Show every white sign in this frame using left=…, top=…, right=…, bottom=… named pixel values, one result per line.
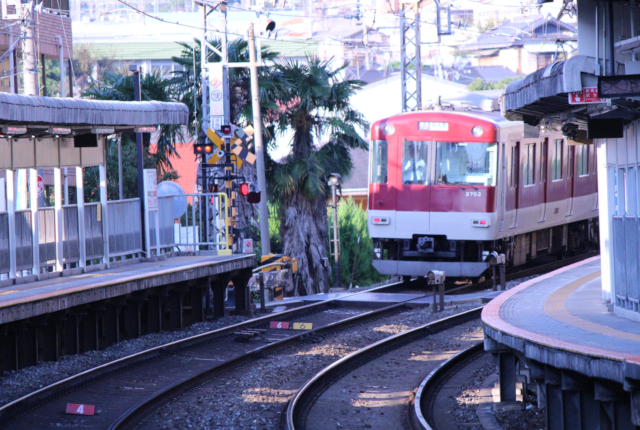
left=145, top=170, right=158, bottom=210
left=418, top=121, right=449, bottom=131
left=208, top=63, right=226, bottom=130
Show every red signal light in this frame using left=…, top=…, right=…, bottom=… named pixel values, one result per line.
left=239, top=183, right=250, bottom=196
left=194, top=144, right=203, bottom=154
left=221, top=125, right=232, bottom=135
left=204, top=145, right=212, bottom=153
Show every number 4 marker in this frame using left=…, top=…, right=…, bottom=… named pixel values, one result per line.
left=66, top=403, right=96, bottom=415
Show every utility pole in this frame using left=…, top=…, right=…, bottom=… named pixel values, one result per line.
left=130, top=65, right=146, bottom=248
left=22, top=1, right=39, bottom=96
left=248, top=23, right=270, bottom=256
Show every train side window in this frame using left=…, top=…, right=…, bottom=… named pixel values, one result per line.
left=370, top=140, right=388, bottom=184
left=510, top=145, right=518, bottom=188
left=578, top=145, right=589, bottom=177
left=552, top=139, right=563, bottom=181
left=524, top=143, right=535, bottom=186
left=402, top=140, right=428, bottom=185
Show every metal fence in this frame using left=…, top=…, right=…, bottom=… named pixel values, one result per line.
left=170, top=193, right=229, bottom=251
left=63, top=205, right=80, bottom=264
left=108, top=198, right=143, bottom=257
left=84, top=203, right=103, bottom=260
left=38, top=208, right=56, bottom=267
left=15, top=209, right=33, bottom=271
left=150, top=196, right=176, bottom=249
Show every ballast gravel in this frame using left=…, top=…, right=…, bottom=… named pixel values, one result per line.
left=0, top=315, right=249, bottom=407
left=143, top=304, right=480, bottom=430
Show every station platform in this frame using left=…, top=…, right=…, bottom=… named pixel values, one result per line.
left=0, top=254, right=255, bottom=372
left=267, top=288, right=502, bottom=309
left=0, top=254, right=255, bottom=325
left=482, top=256, right=640, bottom=428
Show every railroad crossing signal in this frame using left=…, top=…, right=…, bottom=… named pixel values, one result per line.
left=205, top=126, right=256, bottom=168
left=194, top=143, right=213, bottom=155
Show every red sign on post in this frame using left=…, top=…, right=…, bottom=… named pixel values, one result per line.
left=66, top=403, right=96, bottom=415
left=270, top=321, right=290, bottom=329
left=568, top=87, right=607, bottom=104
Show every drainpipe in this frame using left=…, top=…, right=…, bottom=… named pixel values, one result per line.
left=608, top=0, right=615, bottom=75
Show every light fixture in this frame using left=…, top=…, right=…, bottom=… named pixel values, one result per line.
left=472, top=126, right=484, bottom=137
left=327, top=173, right=341, bottom=186
left=2, top=126, right=27, bottom=134
left=91, top=128, right=115, bottom=134
left=383, top=124, right=395, bottom=136
left=48, top=127, right=71, bottom=135
left=134, top=126, right=157, bottom=133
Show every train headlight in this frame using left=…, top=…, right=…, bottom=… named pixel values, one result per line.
left=472, top=126, right=484, bottom=137
left=383, top=124, right=395, bottom=136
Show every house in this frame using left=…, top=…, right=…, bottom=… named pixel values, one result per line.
left=461, top=14, right=577, bottom=75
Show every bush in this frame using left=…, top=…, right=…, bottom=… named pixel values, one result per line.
left=329, top=197, right=386, bottom=288
left=467, top=76, right=519, bottom=92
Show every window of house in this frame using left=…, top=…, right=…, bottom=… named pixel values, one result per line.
left=524, top=143, right=535, bottom=186
left=552, top=139, right=563, bottom=181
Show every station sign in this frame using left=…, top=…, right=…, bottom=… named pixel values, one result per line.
left=598, top=74, right=640, bottom=98
left=568, top=87, right=607, bottom=105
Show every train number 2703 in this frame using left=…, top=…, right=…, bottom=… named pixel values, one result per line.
left=465, top=191, right=482, bottom=197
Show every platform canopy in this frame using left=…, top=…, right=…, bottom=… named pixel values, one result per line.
left=502, top=55, right=640, bottom=128
left=0, top=93, right=189, bottom=131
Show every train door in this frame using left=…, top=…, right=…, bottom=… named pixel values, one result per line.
left=499, top=142, right=507, bottom=231
left=396, top=139, right=431, bottom=233
left=506, top=141, right=520, bottom=228
left=567, top=144, right=575, bottom=216
left=539, top=138, right=548, bottom=221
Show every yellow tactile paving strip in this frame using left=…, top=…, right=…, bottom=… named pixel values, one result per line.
left=543, top=270, right=640, bottom=343
left=482, top=256, right=639, bottom=361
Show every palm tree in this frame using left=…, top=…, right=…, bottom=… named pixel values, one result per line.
left=269, top=58, right=369, bottom=295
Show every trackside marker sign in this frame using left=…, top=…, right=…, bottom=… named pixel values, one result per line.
left=270, top=321, right=290, bottom=329
left=66, top=403, right=95, bottom=415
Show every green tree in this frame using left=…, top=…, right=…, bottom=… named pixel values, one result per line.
left=269, top=58, right=368, bottom=295
left=331, top=197, right=385, bottom=288
left=467, top=76, right=519, bottom=91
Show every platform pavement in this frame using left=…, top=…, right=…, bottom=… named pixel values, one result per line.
left=0, top=254, right=255, bottom=325
left=483, top=256, right=640, bottom=385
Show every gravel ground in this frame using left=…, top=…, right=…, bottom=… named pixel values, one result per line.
left=451, top=356, right=497, bottom=430
left=0, top=315, right=249, bottom=407
left=495, top=392, right=545, bottom=430
left=142, top=304, right=480, bottom=430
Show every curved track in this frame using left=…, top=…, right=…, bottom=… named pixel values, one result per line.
left=285, top=307, right=483, bottom=430
left=0, top=279, right=428, bottom=429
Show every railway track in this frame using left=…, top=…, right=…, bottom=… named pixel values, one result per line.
left=284, top=307, right=483, bottom=430
left=0, top=252, right=595, bottom=429
left=0, top=278, right=431, bottom=429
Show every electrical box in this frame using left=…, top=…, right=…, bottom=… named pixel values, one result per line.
left=242, top=238, right=254, bottom=254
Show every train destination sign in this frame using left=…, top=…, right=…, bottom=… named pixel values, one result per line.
left=418, top=121, right=448, bottom=131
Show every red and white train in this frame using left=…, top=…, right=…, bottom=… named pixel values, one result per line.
left=367, top=93, right=599, bottom=280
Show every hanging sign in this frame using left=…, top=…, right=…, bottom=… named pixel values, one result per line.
left=568, top=87, right=607, bottom=105
left=145, top=170, right=158, bottom=210
left=208, top=63, right=226, bottom=131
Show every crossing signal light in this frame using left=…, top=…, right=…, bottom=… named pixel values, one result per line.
left=239, top=183, right=250, bottom=196
left=221, top=125, right=232, bottom=135
left=194, top=143, right=213, bottom=155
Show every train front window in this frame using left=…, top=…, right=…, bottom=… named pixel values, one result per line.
left=435, top=142, right=498, bottom=186
left=370, top=140, right=388, bottom=184
left=402, top=140, right=429, bottom=185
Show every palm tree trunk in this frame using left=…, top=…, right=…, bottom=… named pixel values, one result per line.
left=280, top=190, right=329, bottom=295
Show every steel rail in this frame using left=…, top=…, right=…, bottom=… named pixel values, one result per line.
left=284, top=306, right=483, bottom=430
left=0, top=277, right=412, bottom=425
left=413, top=342, right=485, bottom=429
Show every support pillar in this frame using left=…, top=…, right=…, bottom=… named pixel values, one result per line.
left=53, top=167, right=63, bottom=272
left=211, top=277, right=228, bottom=319
left=232, top=273, right=253, bottom=316
left=28, top=169, right=40, bottom=275
left=62, top=314, right=81, bottom=356
left=75, top=166, right=86, bottom=270
left=124, top=300, right=142, bottom=340
left=498, top=352, right=517, bottom=402
left=189, top=281, right=207, bottom=324
left=98, top=164, right=110, bottom=267
left=79, top=309, right=98, bottom=353
left=20, top=325, right=37, bottom=368
left=42, top=319, right=61, bottom=362
left=147, top=296, right=162, bottom=333
left=168, top=291, right=185, bottom=330
left=104, top=304, right=121, bottom=348
left=5, top=170, right=16, bottom=278
left=546, top=366, right=563, bottom=430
